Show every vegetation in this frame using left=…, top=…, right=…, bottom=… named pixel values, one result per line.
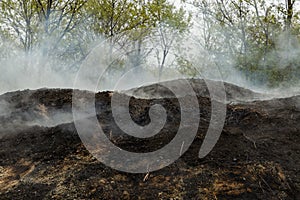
left=0, top=0, right=299, bottom=87
left=190, top=0, right=300, bottom=87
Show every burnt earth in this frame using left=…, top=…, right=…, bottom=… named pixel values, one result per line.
left=0, top=79, right=299, bottom=200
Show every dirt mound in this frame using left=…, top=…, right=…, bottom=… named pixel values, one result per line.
left=125, top=79, right=268, bottom=102
left=0, top=79, right=299, bottom=199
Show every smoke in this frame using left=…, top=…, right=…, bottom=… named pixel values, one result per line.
left=269, top=32, right=300, bottom=70
left=0, top=92, right=75, bottom=138
left=0, top=5, right=299, bottom=133
left=0, top=28, right=299, bottom=94
left=0, top=100, right=12, bottom=117
left=0, top=54, right=74, bottom=94
left=0, top=14, right=299, bottom=96
left=183, top=25, right=300, bottom=97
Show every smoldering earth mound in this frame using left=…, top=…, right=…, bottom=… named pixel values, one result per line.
left=0, top=79, right=299, bottom=199
left=125, top=79, right=269, bottom=102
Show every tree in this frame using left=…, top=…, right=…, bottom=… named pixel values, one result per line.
left=148, top=0, right=191, bottom=80
left=190, top=0, right=300, bottom=86
left=0, top=0, right=37, bottom=53
left=83, top=0, right=191, bottom=79
left=0, top=0, right=87, bottom=55
left=285, top=0, right=296, bottom=31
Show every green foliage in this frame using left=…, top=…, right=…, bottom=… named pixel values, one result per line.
left=1, top=0, right=298, bottom=87
left=176, top=56, right=198, bottom=77
left=0, top=0, right=190, bottom=73
left=193, top=0, right=300, bottom=87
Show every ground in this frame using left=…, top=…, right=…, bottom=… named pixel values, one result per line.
left=0, top=79, right=299, bottom=199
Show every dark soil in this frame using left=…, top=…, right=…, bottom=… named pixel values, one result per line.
left=0, top=79, right=299, bottom=199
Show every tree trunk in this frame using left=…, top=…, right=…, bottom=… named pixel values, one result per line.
left=285, top=0, right=294, bottom=31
